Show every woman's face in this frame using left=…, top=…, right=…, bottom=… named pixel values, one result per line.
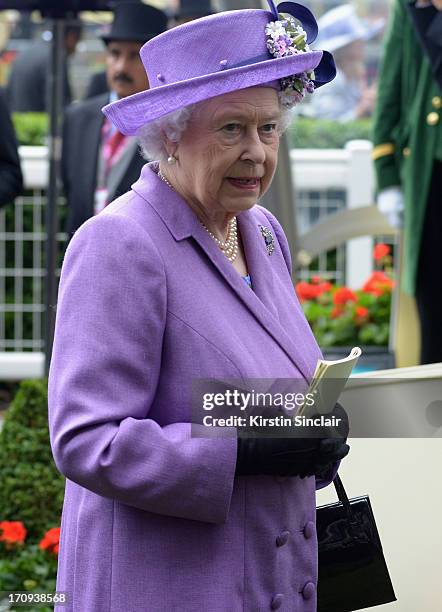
left=171, top=87, right=281, bottom=219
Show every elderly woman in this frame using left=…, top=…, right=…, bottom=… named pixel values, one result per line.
left=48, top=2, right=349, bottom=611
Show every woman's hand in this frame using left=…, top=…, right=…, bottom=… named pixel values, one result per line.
left=235, top=402, right=350, bottom=477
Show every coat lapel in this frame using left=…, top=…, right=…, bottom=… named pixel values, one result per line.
left=131, top=163, right=313, bottom=382
left=237, top=210, right=315, bottom=382
left=237, top=211, right=278, bottom=317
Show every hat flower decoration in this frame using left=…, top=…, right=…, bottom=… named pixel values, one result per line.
left=102, top=0, right=335, bottom=136
left=265, top=1, right=318, bottom=106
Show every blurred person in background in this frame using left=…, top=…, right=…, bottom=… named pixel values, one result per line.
left=306, top=4, right=383, bottom=121
left=6, top=20, right=82, bottom=112
left=373, top=0, right=442, bottom=364
left=0, top=22, right=23, bottom=206
left=0, top=90, right=22, bottom=206
left=169, top=0, right=214, bottom=27
left=62, top=1, right=167, bottom=238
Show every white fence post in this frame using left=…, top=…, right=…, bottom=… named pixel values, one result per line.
left=345, top=140, right=374, bottom=289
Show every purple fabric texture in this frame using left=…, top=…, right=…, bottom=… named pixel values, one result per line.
left=102, top=3, right=336, bottom=135
left=48, top=162, right=338, bottom=611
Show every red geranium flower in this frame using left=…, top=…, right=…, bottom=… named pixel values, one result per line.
left=355, top=306, right=369, bottom=318
left=0, top=521, right=27, bottom=548
left=363, top=271, right=394, bottom=296
left=333, top=287, right=357, bottom=305
left=355, top=306, right=370, bottom=325
left=296, top=280, right=333, bottom=302
left=317, top=281, right=333, bottom=294
left=39, top=527, right=60, bottom=555
left=295, top=282, right=320, bottom=301
left=373, top=243, right=391, bottom=261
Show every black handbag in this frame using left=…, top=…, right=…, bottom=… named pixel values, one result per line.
left=316, top=474, right=397, bottom=612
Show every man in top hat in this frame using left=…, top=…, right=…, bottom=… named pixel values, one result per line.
left=170, top=0, right=214, bottom=27
left=373, top=0, right=442, bottom=364
left=306, top=4, right=383, bottom=120
left=62, top=1, right=167, bottom=238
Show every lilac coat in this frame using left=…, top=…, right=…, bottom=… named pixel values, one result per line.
left=48, top=162, right=337, bottom=612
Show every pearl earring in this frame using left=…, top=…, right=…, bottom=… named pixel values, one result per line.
left=167, top=155, right=177, bottom=165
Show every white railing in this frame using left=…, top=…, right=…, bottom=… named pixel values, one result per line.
left=292, top=139, right=376, bottom=288
left=1, top=141, right=381, bottom=379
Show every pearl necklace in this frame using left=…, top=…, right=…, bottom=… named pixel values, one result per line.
left=202, top=217, right=238, bottom=262
left=158, top=170, right=239, bottom=262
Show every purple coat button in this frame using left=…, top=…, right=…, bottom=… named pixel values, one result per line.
left=275, top=530, right=290, bottom=547
left=302, top=581, right=316, bottom=600
left=270, top=593, right=284, bottom=610
left=303, top=521, right=315, bottom=539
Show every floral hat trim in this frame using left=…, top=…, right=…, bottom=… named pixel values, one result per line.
left=265, top=0, right=321, bottom=107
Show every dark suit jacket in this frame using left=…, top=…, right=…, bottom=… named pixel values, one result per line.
left=0, top=88, right=23, bottom=207
left=61, top=93, right=146, bottom=237
left=7, top=41, right=71, bottom=113
left=84, top=71, right=109, bottom=100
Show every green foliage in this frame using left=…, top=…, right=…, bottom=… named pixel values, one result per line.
left=12, top=114, right=48, bottom=147
left=0, top=543, right=57, bottom=611
left=313, top=310, right=359, bottom=348
left=297, top=277, right=393, bottom=348
left=289, top=117, right=372, bottom=149
left=0, top=380, right=65, bottom=543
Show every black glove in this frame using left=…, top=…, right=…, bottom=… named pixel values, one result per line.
left=311, top=402, right=350, bottom=478
left=235, top=402, right=350, bottom=478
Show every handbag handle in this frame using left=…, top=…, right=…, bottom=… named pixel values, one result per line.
left=332, top=474, right=356, bottom=523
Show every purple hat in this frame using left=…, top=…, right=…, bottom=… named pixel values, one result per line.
left=103, top=0, right=336, bottom=136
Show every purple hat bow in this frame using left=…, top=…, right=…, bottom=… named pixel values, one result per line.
left=267, top=0, right=318, bottom=43
left=266, top=0, right=335, bottom=89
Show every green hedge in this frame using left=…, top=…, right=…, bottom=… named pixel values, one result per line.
left=0, top=543, right=57, bottom=611
left=0, top=380, right=63, bottom=607
left=0, top=379, right=65, bottom=543
left=289, top=117, right=372, bottom=149
left=12, top=113, right=48, bottom=147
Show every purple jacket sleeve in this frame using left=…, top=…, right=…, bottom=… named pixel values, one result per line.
left=48, top=213, right=237, bottom=524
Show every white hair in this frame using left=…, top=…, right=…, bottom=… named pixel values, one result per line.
left=137, top=96, right=296, bottom=161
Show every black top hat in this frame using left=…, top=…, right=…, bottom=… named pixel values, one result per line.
left=174, top=0, right=213, bottom=20
left=102, top=2, right=168, bottom=44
